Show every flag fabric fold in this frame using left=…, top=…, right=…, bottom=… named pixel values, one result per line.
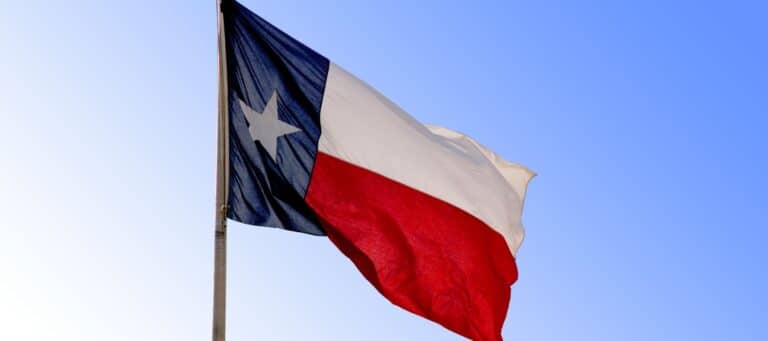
left=221, top=1, right=535, bottom=339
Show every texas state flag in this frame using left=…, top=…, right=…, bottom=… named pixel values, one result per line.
left=220, top=1, right=535, bottom=340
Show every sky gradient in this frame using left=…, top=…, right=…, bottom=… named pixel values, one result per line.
left=1, top=0, right=766, bottom=340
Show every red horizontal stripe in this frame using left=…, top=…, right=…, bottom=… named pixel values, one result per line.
left=306, top=152, right=518, bottom=341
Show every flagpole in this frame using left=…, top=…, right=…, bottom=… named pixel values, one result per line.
left=213, top=0, right=229, bottom=340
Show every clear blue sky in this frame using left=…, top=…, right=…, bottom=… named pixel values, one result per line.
left=1, top=1, right=766, bottom=340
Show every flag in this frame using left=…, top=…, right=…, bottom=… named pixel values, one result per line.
left=220, top=1, right=535, bottom=339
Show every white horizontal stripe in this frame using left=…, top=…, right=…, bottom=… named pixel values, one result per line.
left=317, top=63, right=535, bottom=256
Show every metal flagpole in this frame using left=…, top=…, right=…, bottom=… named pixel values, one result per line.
left=213, top=0, right=230, bottom=340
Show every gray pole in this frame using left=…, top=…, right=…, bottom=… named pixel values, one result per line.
left=213, top=0, right=229, bottom=340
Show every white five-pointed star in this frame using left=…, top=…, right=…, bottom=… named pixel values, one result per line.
left=238, top=91, right=301, bottom=161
